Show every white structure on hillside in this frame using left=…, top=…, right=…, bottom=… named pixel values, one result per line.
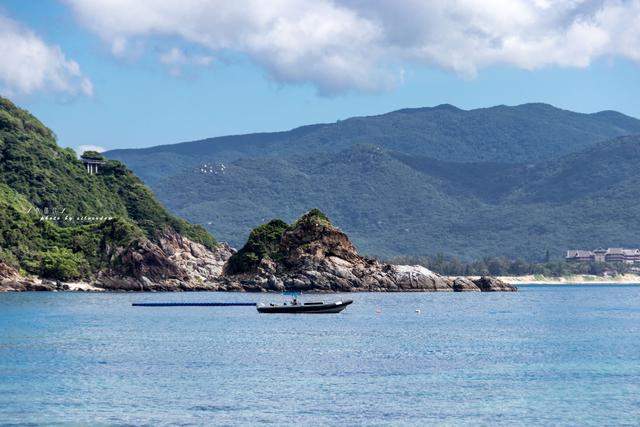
left=80, top=154, right=105, bottom=175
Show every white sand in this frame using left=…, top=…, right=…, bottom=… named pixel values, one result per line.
left=495, top=274, right=640, bottom=285
left=60, top=281, right=104, bottom=291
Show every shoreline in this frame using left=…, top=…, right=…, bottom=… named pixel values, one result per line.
left=5, top=274, right=640, bottom=293
left=492, top=274, right=640, bottom=285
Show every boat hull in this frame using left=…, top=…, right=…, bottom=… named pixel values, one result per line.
left=257, top=300, right=353, bottom=314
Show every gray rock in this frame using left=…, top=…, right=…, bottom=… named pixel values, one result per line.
left=453, top=277, right=481, bottom=292
left=473, top=276, right=517, bottom=292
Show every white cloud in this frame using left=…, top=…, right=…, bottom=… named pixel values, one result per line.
left=76, top=144, right=106, bottom=156
left=64, top=0, right=387, bottom=94
left=159, top=47, right=186, bottom=66
left=0, top=14, right=93, bottom=97
left=64, top=0, right=640, bottom=95
left=159, top=47, right=213, bottom=76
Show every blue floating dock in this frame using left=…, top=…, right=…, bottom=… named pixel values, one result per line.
left=132, top=302, right=257, bottom=307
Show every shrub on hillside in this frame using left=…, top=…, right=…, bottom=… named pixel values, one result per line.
left=40, top=248, right=90, bottom=281
left=225, top=219, right=289, bottom=274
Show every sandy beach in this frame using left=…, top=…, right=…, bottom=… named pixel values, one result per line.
left=490, top=274, right=640, bottom=285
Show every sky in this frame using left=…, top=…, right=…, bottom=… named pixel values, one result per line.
left=0, top=0, right=639, bottom=152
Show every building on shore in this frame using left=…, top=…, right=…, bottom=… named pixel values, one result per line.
left=566, top=248, right=640, bottom=263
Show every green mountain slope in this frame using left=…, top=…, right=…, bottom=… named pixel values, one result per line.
left=106, top=103, right=640, bottom=260
left=0, top=97, right=215, bottom=281
left=151, top=136, right=640, bottom=260
left=107, top=103, right=640, bottom=186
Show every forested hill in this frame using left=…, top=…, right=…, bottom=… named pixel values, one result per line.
left=107, top=103, right=640, bottom=185
left=105, top=104, right=640, bottom=260
left=0, top=96, right=215, bottom=281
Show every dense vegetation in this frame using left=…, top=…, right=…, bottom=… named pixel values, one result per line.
left=387, top=254, right=636, bottom=277
left=141, top=137, right=640, bottom=260
left=106, top=103, right=640, bottom=260
left=108, top=103, right=640, bottom=186
left=0, top=96, right=216, bottom=280
left=225, top=219, right=289, bottom=274
left=225, top=209, right=329, bottom=274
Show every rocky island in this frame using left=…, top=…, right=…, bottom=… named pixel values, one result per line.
left=216, top=209, right=515, bottom=292
left=0, top=97, right=514, bottom=293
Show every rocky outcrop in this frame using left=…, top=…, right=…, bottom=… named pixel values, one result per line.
left=0, top=262, right=71, bottom=291
left=452, top=277, right=481, bottom=292
left=1, top=211, right=515, bottom=293
left=94, top=230, right=235, bottom=291
left=472, top=276, right=516, bottom=292
left=0, top=262, right=32, bottom=291
left=215, top=210, right=516, bottom=292
left=1, top=230, right=235, bottom=292
left=391, top=265, right=453, bottom=291
left=0, top=262, right=17, bottom=281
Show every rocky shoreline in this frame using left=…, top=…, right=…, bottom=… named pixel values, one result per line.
left=1, top=210, right=516, bottom=293
left=0, top=266, right=513, bottom=293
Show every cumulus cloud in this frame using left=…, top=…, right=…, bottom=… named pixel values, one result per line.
left=0, top=14, right=93, bottom=97
left=64, top=0, right=389, bottom=94
left=64, top=0, right=640, bottom=94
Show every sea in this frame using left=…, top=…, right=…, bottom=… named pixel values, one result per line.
left=1, top=285, right=639, bottom=426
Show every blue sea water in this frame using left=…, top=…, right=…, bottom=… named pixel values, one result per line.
left=1, top=286, right=639, bottom=426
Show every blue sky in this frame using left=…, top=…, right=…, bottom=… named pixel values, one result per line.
left=1, top=0, right=639, bottom=152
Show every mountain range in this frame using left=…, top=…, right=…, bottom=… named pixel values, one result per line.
left=106, top=103, right=640, bottom=260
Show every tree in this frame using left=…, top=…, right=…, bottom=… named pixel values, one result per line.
left=41, top=247, right=89, bottom=281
